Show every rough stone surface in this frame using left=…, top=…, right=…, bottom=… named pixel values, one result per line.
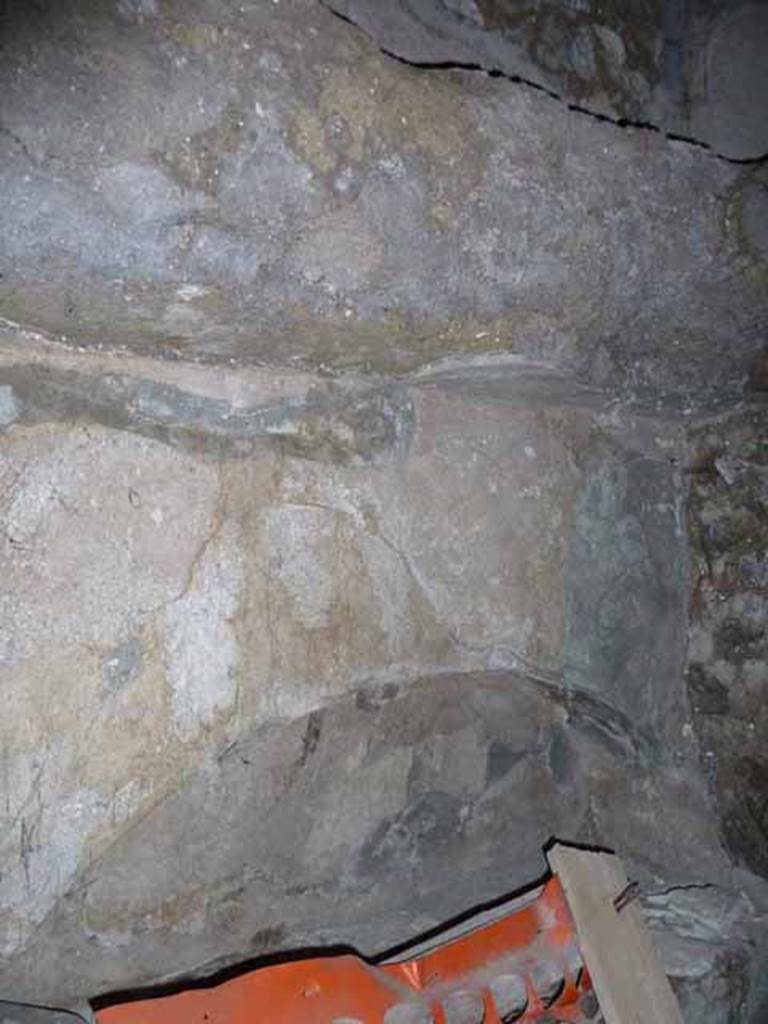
left=0, top=0, right=767, bottom=411
left=0, top=385, right=21, bottom=427
left=666, top=403, right=768, bottom=1024
left=688, top=3, right=768, bottom=159
left=0, top=332, right=744, bottom=1009
left=681, top=404, right=768, bottom=1024
left=328, top=0, right=768, bottom=159
left=0, top=2, right=767, bottom=1021
left=0, top=1005, right=84, bottom=1024
left=646, top=883, right=765, bottom=1023
left=685, top=407, right=768, bottom=884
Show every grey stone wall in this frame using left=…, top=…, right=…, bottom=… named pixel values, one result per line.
left=680, top=405, right=768, bottom=1023
left=0, top=1, right=767, bottom=1020
left=0, top=332, right=763, bottom=1018
left=1, top=0, right=766, bottom=409
left=327, top=0, right=768, bottom=159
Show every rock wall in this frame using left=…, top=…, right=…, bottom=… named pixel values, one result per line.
left=680, top=404, right=768, bottom=1023
left=1, top=0, right=767, bottom=410
left=0, top=332, right=736, bottom=1006
left=0, top=0, right=767, bottom=1020
left=326, top=0, right=768, bottom=159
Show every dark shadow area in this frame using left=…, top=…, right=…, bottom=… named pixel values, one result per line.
left=542, top=836, right=615, bottom=857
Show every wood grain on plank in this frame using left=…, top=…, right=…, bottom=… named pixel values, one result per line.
left=548, top=843, right=683, bottom=1024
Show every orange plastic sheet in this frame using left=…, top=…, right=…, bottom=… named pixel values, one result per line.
left=97, top=877, right=593, bottom=1024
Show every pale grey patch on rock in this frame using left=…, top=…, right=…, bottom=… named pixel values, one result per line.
left=441, top=0, right=483, bottom=26
left=164, top=521, right=242, bottom=739
left=0, top=773, right=103, bottom=957
left=0, top=1004, right=83, bottom=1024
left=103, top=638, right=143, bottom=693
left=117, top=0, right=158, bottom=21
left=262, top=505, right=337, bottom=630
left=594, top=25, right=626, bottom=68
left=0, top=385, right=20, bottom=427
left=644, top=884, right=750, bottom=948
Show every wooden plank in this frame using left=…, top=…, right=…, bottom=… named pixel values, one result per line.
left=548, top=843, right=683, bottom=1024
